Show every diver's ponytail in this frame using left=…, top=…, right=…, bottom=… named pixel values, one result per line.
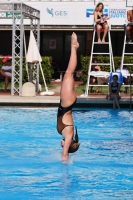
left=75, top=126, right=79, bottom=143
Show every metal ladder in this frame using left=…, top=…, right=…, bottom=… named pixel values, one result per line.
left=125, top=2, right=133, bottom=112
left=84, top=26, right=114, bottom=96
left=121, top=8, right=133, bottom=95
left=121, top=28, right=133, bottom=70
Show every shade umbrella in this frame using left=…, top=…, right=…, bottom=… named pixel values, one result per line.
left=26, top=30, right=54, bottom=95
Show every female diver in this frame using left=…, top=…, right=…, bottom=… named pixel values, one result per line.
left=57, top=32, right=80, bottom=161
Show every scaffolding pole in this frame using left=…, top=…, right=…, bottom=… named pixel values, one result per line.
left=0, top=2, right=40, bottom=96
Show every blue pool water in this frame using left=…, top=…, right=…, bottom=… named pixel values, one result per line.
left=0, top=108, right=133, bottom=200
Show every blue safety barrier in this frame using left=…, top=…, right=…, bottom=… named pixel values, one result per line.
left=109, top=72, right=123, bottom=84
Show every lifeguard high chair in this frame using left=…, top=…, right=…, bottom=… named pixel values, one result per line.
left=120, top=8, right=133, bottom=95
left=125, top=1, right=133, bottom=111
left=121, top=8, right=133, bottom=70
left=83, top=6, right=114, bottom=96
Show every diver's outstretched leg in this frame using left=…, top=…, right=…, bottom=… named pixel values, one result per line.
left=60, top=32, right=79, bottom=107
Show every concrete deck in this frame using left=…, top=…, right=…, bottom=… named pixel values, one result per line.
left=0, top=94, right=132, bottom=108
left=0, top=81, right=132, bottom=108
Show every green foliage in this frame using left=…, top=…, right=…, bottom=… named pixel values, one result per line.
left=39, top=56, right=54, bottom=84
left=80, top=56, right=133, bottom=84
left=22, top=59, right=28, bottom=84
left=80, top=55, right=90, bottom=84
left=75, top=83, right=86, bottom=94
left=0, top=58, right=3, bottom=67
left=0, top=56, right=54, bottom=84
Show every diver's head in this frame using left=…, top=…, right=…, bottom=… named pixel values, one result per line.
left=61, top=127, right=80, bottom=153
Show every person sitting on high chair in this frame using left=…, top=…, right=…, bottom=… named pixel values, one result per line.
left=94, top=2, right=111, bottom=43
left=0, top=58, right=12, bottom=92
left=126, top=6, right=133, bottom=43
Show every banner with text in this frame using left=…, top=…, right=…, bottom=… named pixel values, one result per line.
left=0, top=2, right=131, bottom=25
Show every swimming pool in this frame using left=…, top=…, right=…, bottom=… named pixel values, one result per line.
left=0, top=108, right=133, bottom=200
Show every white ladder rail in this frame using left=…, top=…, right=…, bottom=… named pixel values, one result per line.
left=108, top=29, right=115, bottom=72
left=121, top=8, right=133, bottom=70
left=121, top=33, right=133, bottom=69
left=84, top=29, right=114, bottom=96
left=85, top=29, right=96, bottom=96
left=108, top=29, right=112, bottom=72
left=121, top=32, right=127, bottom=70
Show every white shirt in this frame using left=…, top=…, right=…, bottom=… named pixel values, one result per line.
left=116, top=68, right=129, bottom=78
left=2, top=66, right=12, bottom=77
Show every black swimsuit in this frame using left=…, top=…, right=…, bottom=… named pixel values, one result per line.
left=111, top=82, right=118, bottom=93
left=128, top=22, right=133, bottom=27
left=57, top=98, right=77, bottom=135
left=96, top=13, right=106, bottom=27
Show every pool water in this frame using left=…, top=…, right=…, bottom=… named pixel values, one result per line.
left=0, top=108, right=133, bottom=200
